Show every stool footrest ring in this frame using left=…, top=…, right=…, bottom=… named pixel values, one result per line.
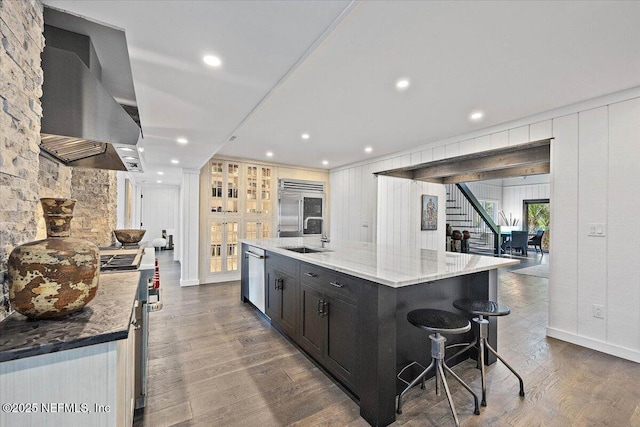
left=397, top=361, right=426, bottom=386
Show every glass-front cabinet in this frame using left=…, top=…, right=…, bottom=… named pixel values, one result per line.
left=210, top=160, right=240, bottom=214
left=245, top=165, right=273, bottom=216
left=209, top=220, right=239, bottom=275
left=245, top=220, right=272, bottom=240
left=203, top=158, right=278, bottom=282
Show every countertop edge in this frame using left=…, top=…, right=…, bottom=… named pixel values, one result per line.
left=242, top=239, right=520, bottom=287
left=0, top=329, right=129, bottom=363
left=0, top=271, right=139, bottom=364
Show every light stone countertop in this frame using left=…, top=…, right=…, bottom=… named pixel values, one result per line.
left=242, top=237, right=519, bottom=288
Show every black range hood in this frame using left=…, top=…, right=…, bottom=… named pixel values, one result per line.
left=40, top=21, right=141, bottom=171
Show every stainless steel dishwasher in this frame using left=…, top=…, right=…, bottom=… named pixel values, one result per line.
left=246, top=247, right=266, bottom=313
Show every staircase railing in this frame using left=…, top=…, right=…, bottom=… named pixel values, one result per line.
left=455, top=183, right=502, bottom=256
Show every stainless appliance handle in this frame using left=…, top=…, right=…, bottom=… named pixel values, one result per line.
left=246, top=251, right=265, bottom=259
left=298, top=199, right=303, bottom=232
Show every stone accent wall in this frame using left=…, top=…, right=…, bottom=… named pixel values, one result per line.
left=70, top=168, right=117, bottom=247
left=36, top=156, right=72, bottom=239
left=0, top=0, right=45, bottom=321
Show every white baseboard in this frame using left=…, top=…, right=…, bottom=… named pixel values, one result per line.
left=546, top=327, right=640, bottom=363
left=201, top=272, right=241, bottom=284
left=179, top=278, right=200, bottom=287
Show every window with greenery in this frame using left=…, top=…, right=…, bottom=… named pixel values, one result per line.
left=525, top=201, right=550, bottom=251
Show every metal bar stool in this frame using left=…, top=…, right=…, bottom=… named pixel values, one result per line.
left=450, top=299, right=525, bottom=407
left=397, top=309, right=480, bottom=427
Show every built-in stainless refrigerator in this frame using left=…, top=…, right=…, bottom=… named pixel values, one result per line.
left=277, top=179, right=325, bottom=237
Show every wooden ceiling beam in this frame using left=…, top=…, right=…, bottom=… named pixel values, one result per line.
left=437, top=163, right=550, bottom=184
left=412, top=144, right=550, bottom=181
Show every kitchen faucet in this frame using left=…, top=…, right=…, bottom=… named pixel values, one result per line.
left=303, top=217, right=323, bottom=228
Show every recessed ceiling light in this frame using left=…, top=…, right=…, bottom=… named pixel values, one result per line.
left=156, top=180, right=162, bottom=184
left=470, top=111, right=484, bottom=121
left=138, top=147, right=144, bottom=152
left=396, top=79, right=410, bottom=90
left=118, top=147, right=135, bottom=152
left=177, top=137, right=188, bottom=144
left=301, top=133, right=310, bottom=140
left=158, top=171, right=164, bottom=175
left=203, top=55, right=222, bottom=67
left=365, top=147, right=373, bottom=153
left=322, top=160, right=329, bottom=166
left=171, top=159, right=179, bottom=164
left=123, top=156, right=138, bottom=160
left=266, top=151, right=274, bottom=157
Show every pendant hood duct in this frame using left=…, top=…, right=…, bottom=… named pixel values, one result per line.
left=40, top=20, right=141, bottom=171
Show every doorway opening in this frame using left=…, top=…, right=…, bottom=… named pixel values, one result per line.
left=523, top=199, right=550, bottom=252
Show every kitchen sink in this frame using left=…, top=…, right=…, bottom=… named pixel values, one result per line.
left=282, top=246, right=328, bottom=254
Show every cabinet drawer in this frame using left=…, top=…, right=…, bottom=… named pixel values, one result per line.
left=265, top=251, right=298, bottom=276
left=300, top=263, right=358, bottom=304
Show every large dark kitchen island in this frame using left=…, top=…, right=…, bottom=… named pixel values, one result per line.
left=240, top=238, right=518, bottom=427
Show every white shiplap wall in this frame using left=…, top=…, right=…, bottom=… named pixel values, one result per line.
left=501, top=183, right=551, bottom=227
left=329, top=87, right=640, bottom=362
left=466, top=182, right=502, bottom=202
left=377, top=176, right=446, bottom=250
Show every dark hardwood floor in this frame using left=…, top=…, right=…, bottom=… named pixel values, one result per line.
left=134, top=250, right=640, bottom=426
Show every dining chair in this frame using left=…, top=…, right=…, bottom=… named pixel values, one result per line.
left=528, top=230, right=544, bottom=254
left=503, top=231, right=529, bottom=256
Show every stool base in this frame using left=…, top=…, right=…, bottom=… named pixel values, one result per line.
left=446, top=316, right=525, bottom=406
left=397, top=333, right=480, bottom=427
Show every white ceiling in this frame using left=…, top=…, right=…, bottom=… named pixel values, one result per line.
left=43, top=1, right=640, bottom=186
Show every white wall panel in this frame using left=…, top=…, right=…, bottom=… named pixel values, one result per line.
left=607, top=98, right=640, bottom=349
left=549, top=114, right=579, bottom=333
left=410, top=151, right=421, bottom=166
left=141, top=186, right=179, bottom=241
left=433, top=145, right=445, bottom=161
left=377, top=176, right=445, bottom=250
left=530, top=119, right=553, bottom=141
left=446, top=142, right=460, bottom=158
left=458, top=138, right=475, bottom=156
left=501, top=183, right=550, bottom=227
left=421, top=148, right=433, bottom=163
left=475, top=135, right=491, bottom=152
left=577, top=107, right=609, bottom=341
left=490, top=130, right=509, bottom=149
left=509, top=125, right=530, bottom=145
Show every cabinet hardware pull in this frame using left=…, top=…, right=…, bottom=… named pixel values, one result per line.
left=329, top=281, right=344, bottom=288
left=317, top=299, right=324, bottom=315
left=275, top=278, right=284, bottom=290
left=322, top=301, right=329, bottom=317
left=305, top=272, right=318, bottom=277
left=246, top=252, right=265, bottom=259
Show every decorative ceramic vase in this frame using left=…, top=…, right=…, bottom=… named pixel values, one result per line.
left=7, top=198, right=100, bottom=319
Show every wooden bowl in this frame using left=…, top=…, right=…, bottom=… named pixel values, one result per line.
left=113, top=229, right=146, bottom=246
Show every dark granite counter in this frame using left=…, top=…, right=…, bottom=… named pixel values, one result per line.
left=0, top=271, right=139, bottom=363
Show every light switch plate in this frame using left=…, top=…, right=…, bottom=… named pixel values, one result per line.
left=588, top=223, right=606, bottom=237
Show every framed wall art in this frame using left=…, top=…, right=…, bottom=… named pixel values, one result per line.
left=421, top=194, right=438, bottom=230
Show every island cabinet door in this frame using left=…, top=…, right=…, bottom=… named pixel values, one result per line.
left=280, top=269, right=299, bottom=338
left=299, top=282, right=325, bottom=361
left=324, top=295, right=358, bottom=393
left=265, top=267, right=297, bottom=337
